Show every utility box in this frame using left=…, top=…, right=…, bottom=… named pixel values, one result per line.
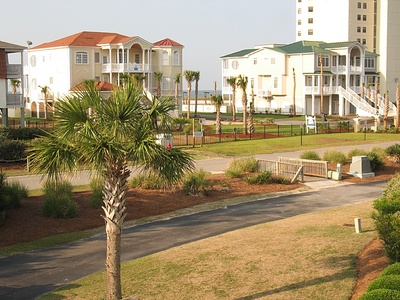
left=156, top=133, right=173, bottom=148
left=348, top=156, right=375, bottom=178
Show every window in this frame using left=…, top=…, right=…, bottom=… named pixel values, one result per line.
left=223, top=59, right=229, bottom=69
left=308, top=6, right=313, bottom=12
left=253, top=58, right=257, bottom=65
left=173, top=50, right=179, bottom=66
left=357, top=26, right=361, bottom=33
left=298, top=19, right=302, bottom=25
left=298, top=8, right=302, bottom=14
left=103, top=56, right=108, bottom=64
left=357, top=38, right=361, bottom=43
left=95, top=52, right=100, bottom=63
left=362, top=39, right=367, bottom=45
left=363, top=15, right=367, bottom=21
left=365, top=57, right=375, bottom=68
left=162, top=76, right=170, bottom=90
left=363, top=3, right=367, bottom=9
left=306, top=76, right=312, bottom=86
left=273, top=77, right=278, bottom=88
left=357, top=2, right=362, bottom=8
left=363, top=27, right=366, bottom=33
left=271, top=58, right=276, bottom=64
left=117, top=49, right=127, bottom=63
left=357, top=14, right=361, bottom=20
left=298, top=31, right=302, bottom=36
left=298, top=0, right=302, bottom=2
left=162, top=50, right=169, bottom=65
left=317, top=55, right=330, bottom=67
left=76, top=52, right=88, bottom=64
left=232, top=60, right=239, bottom=69
left=135, top=54, right=140, bottom=64
left=308, top=18, right=313, bottom=24
left=308, top=29, right=314, bottom=35
left=49, top=77, right=53, bottom=84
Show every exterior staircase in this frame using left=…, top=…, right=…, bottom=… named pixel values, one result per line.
left=338, top=86, right=397, bottom=118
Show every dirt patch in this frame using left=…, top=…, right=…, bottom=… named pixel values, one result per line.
left=1, top=160, right=400, bottom=297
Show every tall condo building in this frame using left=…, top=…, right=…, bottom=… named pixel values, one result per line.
left=296, top=0, right=400, bottom=99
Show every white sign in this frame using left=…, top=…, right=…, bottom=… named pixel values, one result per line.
left=193, top=131, right=203, bottom=137
left=199, top=118, right=206, bottom=125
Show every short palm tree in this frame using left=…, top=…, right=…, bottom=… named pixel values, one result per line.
left=154, top=71, right=163, bottom=98
left=226, top=76, right=237, bottom=121
left=28, top=80, right=194, bottom=300
left=174, top=73, right=181, bottom=114
left=248, top=85, right=255, bottom=134
left=211, top=94, right=224, bottom=134
left=184, top=70, right=195, bottom=118
left=193, top=71, right=200, bottom=116
left=10, top=79, right=21, bottom=94
left=39, top=85, right=51, bottom=120
left=237, top=75, right=249, bottom=134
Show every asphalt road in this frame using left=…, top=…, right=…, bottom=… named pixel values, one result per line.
left=0, top=180, right=387, bottom=300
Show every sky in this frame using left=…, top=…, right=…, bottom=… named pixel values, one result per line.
left=0, top=0, right=295, bottom=90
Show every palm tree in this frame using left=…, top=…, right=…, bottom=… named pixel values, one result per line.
left=248, top=85, right=255, bottom=134
left=28, top=80, right=194, bottom=300
left=132, top=74, right=146, bottom=90
left=10, top=79, right=21, bottom=94
left=384, top=91, right=389, bottom=130
left=237, top=75, right=249, bottom=134
left=193, top=71, right=200, bottom=117
left=211, top=94, right=224, bottom=134
left=39, top=85, right=51, bottom=120
left=292, top=68, right=297, bottom=117
left=119, top=73, right=132, bottom=87
left=154, top=71, right=163, bottom=98
left=174, top=73, right=181, bottom=115
left=226, top=76, right=237, bottom=121
left=183, top=70, right=195, bottom=118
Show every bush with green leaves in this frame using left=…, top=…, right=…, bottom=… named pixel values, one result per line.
left=386, top=144, right=400, bottom=163
left=89, top=178, right=104, bottom=209
left=368, top=151, right=385, bottom=172
left=246, top=171, right=272, bottom=185
left=381, top=262, right=400, bottom=277
left=366, top=275, right=400, bottom=292
left=347, top=148, right=368, bottom=159
left=131, top=173, right=165, bottom=190
left=8, top=127, right=47, bottom=140
left=182, top=170, right=212, bottom=196
left=0, top=126, right=10, bottom=142
left=372, top=175, right=400, bottom=262
left=225, top=156, right=259, bottom=178
left=300, top=150, right=321, bottom=161
left=0, top=140, right=26, bottom=161
left=322, top=150, right=347, bottom=165
left=358, top=288, right=400, bottom=300
left=0, top=172, right=28, bottom=226
left=42, top=180, right=77, bottom=218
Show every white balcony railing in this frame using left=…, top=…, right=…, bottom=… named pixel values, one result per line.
left=331, top=66, right=346, bottom=74
left=6, top=94, right=23, bottom=107
left=350, top=65, right=362, bottom=73
left=102, top=63, right=150, bottom=73
left=305, top=86, right=336, bottom=94
left=258, top=89, right=272, bottom=97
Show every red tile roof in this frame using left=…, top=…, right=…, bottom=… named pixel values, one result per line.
left=70, top=81, right=116, bottom=92
left=153, top=38, right=183, bottom=47
left=32, top=31, right=134, bottom=49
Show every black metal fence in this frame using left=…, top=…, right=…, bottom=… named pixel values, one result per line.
left=172, top=121, right=352, bottom=146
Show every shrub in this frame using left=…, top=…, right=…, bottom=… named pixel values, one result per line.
left=370, top=147, right=386, bottom=159
left=347, top=148, right=368, bottom=159
left=225, top=157, right=259, bottom=178
left=322, top=150, right=347, bottom=165
left=246, top=171, right=272, bottom=185
left=358, top=289, right=400, bottom=300
left=366, top=275, right=400, bottom=292
left=300, top=150, right=321, bottom=161
left=89, top=178, right=103, bottom=208
left=386, top=144, right=400, bottom=163
left=368, top=152, right=385, bottom=172
left=8, top=127, right=47, bottom=140
left=131, top=174, right=164, bottom=190
left=0, top=140, right=26, bottom=161
left=381, top=263, right=400, bottom=276
left=372, top=175, right=400, bottom=262
left=182, top=170, right=211, bottom=196
left=42, top=180, right=77, bottom=218
left=0, top=126, right=10, bottom=141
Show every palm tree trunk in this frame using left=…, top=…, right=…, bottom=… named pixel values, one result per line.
left=102, top=163, right=130, bottom=300
left=186, top=88, right=191, bottom=119
left=216, top=109, right=221, bottom=134
left=242, top=97, right=247, bottom=135
left=232, top=90, right=236, bottom=121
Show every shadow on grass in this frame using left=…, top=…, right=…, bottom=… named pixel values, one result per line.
left=234, top=268, right=353, bottom=300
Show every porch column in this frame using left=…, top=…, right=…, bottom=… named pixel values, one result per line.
left=338, top=93, right=344, bottom=116
left=329, top=95, right=333, bottom=115
left=109, top=48, right=112, bottom=84
left=311, top=94, right=315, bottom=115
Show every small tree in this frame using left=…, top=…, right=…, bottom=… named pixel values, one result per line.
left=211, top=94, right=224, bottom=134
left=154, top=71, right=163, bottom=98
left=184, top=70, right=195, bottom=119
left=237, top=75, right=249, bottom=134
left=193, top=71, right=200, bottom=117
left=227, top=76, right=237, bottom=121
left=39, top=85, right=51, bottom=120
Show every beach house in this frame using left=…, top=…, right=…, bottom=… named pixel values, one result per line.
left=26, top=31, right=184, bottom=118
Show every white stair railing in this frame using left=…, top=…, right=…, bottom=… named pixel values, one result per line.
left=338, top=87, right=377, bottom=116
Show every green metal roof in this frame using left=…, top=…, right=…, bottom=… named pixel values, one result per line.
left=275, top=41, right=336, bottom=55
left=220, top=48, right=258, bottom=58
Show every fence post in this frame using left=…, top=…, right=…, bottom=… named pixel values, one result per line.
left=263, top=124, right=266, bottom=139
left=290, top=124, right=293, bottom=136
left=234, top=128, right=237, bottom=141
left=278, top=125, right=280, bottom=137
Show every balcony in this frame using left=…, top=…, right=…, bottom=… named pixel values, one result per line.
left=6, top=65, right=23, bottom=77
left=6, top=94, right=23, bottom=107
left=258, top=89, right=272, bottom=97
left=331, top=66, right=346, bottom=74
left=305, top=86, right=336, bottom=95
left=102, top=63, right=150, bottom=73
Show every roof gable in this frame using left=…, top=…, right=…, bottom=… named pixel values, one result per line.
left=153, top=38, right=183, bottom=47
left=0, top=41, right=26, bottom=51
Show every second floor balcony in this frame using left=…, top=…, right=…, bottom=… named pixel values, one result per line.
left=6, top=94, right=23, bottom=107
left=102, top=63, right=150, bottom=73
left=6, top=65, right=23, bottom=77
